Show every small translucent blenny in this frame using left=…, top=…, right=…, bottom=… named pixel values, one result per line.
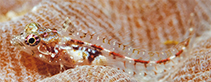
left=11, top=18, right=195, bottom=81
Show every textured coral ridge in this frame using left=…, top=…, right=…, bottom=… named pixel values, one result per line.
left=0, top=0, right=211, bottom=82
left=39, top=65, right=137, bottom=82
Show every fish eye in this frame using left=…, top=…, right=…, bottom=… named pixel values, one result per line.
left=25, top=34, right=40, bottom=46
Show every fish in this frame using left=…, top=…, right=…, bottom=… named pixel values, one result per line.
left=10, top=18, right=195, bottom=81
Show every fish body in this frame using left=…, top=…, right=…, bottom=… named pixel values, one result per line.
left=11, top=19, right=195, bottom=81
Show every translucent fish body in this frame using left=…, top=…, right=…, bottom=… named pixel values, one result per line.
left=11, top=19, right=195, bottom=81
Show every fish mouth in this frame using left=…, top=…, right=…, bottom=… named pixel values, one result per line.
left=10, top=35, right=25, bottom=47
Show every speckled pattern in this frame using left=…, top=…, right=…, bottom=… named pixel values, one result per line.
left=0, top=0, right=211, bottom=82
